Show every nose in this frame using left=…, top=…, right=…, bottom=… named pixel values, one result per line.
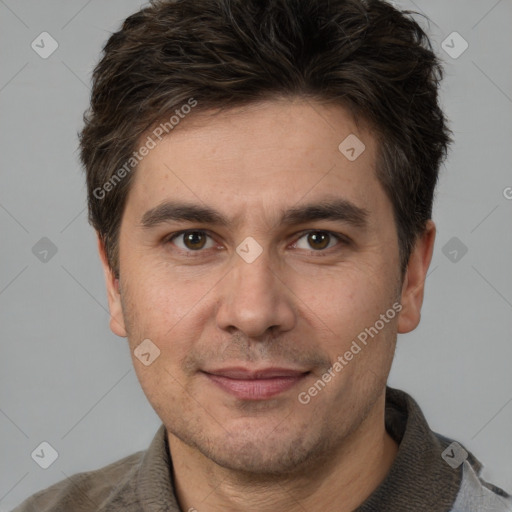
left=215, top=246, right=296, bottom=339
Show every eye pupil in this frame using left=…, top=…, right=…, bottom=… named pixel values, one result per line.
left=308, top=232, right=329, bottom=250
left=184, top=231, right=206, bottom=250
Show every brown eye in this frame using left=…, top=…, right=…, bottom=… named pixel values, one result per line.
left=307, top=232, right=331, bottom=250
left=293, top=231, right=343, bottom=252
left=183, top=231, right=207, bottom=250
left=170, top=230, right=215, bottom=251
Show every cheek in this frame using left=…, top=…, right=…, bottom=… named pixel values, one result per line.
left=122, top=275, right=198, bottom=408
left=124, top=262, right=204, bottom=326
left=121, top=267, right=216, bottom=367
left=299, top=265, right=389, bottom=324
left=300, top=265, right=399, bottom=368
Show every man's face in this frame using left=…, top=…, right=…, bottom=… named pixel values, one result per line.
left=101, top=99, right=426, bottom=474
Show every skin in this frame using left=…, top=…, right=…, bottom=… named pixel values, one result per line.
left=98, top=98, right=435, bottom=512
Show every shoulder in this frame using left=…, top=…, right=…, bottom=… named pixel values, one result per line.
left=10, top=450, right=144, bottom=512
left=451, top=455, right=512, bottom=511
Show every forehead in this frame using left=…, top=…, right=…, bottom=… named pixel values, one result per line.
left=126, top=99, right=388, bottom=223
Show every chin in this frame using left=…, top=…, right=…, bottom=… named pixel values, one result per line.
left=188, top=421, right=331, bottom=475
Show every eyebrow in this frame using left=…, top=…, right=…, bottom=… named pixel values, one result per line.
left=140, top=198, right=369, bottom=230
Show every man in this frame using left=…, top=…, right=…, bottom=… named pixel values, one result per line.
left=12, top=0, right=512, bottom=510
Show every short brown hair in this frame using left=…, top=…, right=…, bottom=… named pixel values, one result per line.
left=80, top=0, right=452, bottom=277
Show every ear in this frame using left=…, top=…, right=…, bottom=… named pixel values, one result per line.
left=397, top=220, right=436, bottom=334
left=97, top=234, right=127, bottom=337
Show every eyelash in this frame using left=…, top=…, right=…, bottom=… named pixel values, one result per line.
left=165, top=229, right=349, bottom=256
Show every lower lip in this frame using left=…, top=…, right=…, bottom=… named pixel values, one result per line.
left=204, top=373, right=308, bottom=400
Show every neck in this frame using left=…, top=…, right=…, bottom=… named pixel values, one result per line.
left=168, top=393, right=398, bottom=512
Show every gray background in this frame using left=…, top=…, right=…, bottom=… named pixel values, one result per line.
left=1, top=0, right=511, bottom=509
